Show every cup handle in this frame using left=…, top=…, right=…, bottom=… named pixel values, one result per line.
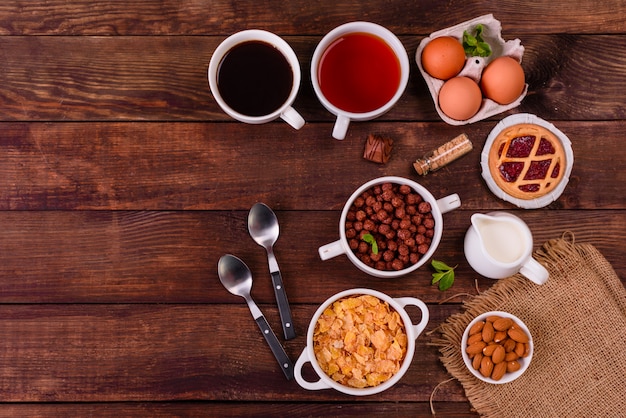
left=332, top=114, right=350, bottom=140
left=519, top=257, right=549, bottom=285
left=280, top=106, right=305, bottom=130
left=294, top=348, right=331, bottom=391
left=318, top=240, right=346, bottom=260
left=436, top=193, right=461, bottom=214
left=394, top=297, right=430, bottom=339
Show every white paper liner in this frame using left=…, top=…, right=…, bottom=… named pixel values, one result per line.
left=480, top=113, right=574, bottom=209
left=415, top=14, right=527, bottom=125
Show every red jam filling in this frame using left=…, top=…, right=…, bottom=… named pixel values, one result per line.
left=519, top=184, right=541, bottom=192
left=498, top=135, right=561, bottom=189
left=499, top=162, right=524, bottom=182
left=524, top=160, right=551, bottom=180
left=505, top=135, right=535, bottom=158
left=536, top=137, right=556, bottom=155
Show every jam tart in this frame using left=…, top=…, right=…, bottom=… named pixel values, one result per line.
left=488, top=123, right=566, bottom=200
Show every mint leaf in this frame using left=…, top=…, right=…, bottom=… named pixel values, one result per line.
left=431, top=271, right=445, bottom=285
left=438, top=270, right=455, bottom=291
left=464, top=34, right=477, bottom=47
left=430, top=259, right=457, bottom=291
left=475, top=41, right=491, bottom=57
left=431, top=259, right=452, bottom=272
left=361, top=233, right=378, bottom=254
left=463, top=24, right=492, bottom=57
left=475, top=24, right=484, bottom=38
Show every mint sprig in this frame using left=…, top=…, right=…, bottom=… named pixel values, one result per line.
left=361, top=233, right=378, bottom=254
left=431, top=260, right=457, bottom=291
left=463, top=24, right=492, bottom=57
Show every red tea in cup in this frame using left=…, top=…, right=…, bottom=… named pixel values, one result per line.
left=317, top=32, right=402, bottom=114
left=311, top=23, right=409, bottom=139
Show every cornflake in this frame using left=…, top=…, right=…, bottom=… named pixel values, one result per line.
left=313, top=294, right=408, bottom=388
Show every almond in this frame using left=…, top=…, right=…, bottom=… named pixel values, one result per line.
left=523, top=342, right=531, bottom=358
left=491, top=361, right=507, bottom=381
left=469, top=320, right=484, bottom=336
left=493, top=317, right=514, bottom=331
left=486, top=315, right=501, bottom=323
left=480, top=356, right=494, bottom=378
left=507, top=360, right=521, bottom=373
left=466, top=341, right=487, bottom=356
left=492, top=345, right=506, bottom=364
left=482, top=321, right=495, bottom=343
left=503, top=338, right=516, bottom=353
left=494, top=331, right=507, bottom=343
left=467, top=332, right=483, bottom=345
left=514, top=342, right=525, bottom=357
left=508, top=326, right=529, bottom=343
left=482, top=343, right=498, bottom=357
left=472, top=352, right=483, bottom=370
left=505, top=351, right=519, bottom=362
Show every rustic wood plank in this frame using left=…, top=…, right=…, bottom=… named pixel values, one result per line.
left=0, top=37, right=216, bottom=121
left=522, top=34, right=626, bottom=120
left=0, top=303, right=465, bottom=403
left=0, top=35, right=625, bottom=121
left=0, top=0, right=622, bottom=35
left=0, top=210, right=623, bottom=304
left=0, top=402, right=478, bottom=417
left=0, top=121, right=623, bottom=210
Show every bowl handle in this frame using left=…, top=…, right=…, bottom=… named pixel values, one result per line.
left=436, top=193, right=461, bottom=214
left=394, top=297, right=430, bottom=339
left=294, top=348, right=331, bottom=391
left=318, top=239, right=346, bottom=260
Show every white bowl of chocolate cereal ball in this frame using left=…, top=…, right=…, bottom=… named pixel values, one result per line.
left=318, top=176, right=460, bottom=278
left=461, top=311, right=533, bottom=384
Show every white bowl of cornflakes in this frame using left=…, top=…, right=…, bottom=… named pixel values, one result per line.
left=294, top=288, right=429, bottom=396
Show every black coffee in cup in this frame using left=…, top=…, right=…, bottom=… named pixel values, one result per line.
left=217, top=41, right=293, bottom=117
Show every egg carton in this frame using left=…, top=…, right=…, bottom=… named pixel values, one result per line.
left=415, top=14, right=527, bottom=125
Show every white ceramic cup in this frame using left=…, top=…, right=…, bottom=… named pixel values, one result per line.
left=463, top=211, right=549, bottom=284
left=311, top=22, right=410, bottom=139
left=294, top=288, right=429, bottom=396
left=208, top=29, right=305, bottom=129
left=318, top=176, right=461, bottom=278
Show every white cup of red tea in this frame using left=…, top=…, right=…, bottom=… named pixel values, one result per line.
left=208, top=30, right=305, bottom=129
left=311, top=22, right=410, bottom=140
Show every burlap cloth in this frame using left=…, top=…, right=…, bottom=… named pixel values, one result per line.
left=435, top=236, right=626, bottom=417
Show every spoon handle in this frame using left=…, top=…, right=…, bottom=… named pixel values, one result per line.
left=270, top=270, right=296, bottom=340
left=254, top=315, right=295, bottom=380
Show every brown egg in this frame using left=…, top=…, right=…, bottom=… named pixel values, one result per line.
left=438, top=76, right=483, bottom=121
left=480, top=56, right=525, bottom=105
left=421, top=36, right=466, bottom=80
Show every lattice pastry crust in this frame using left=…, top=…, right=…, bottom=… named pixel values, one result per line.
left=488, top=123, right=566, bottom=200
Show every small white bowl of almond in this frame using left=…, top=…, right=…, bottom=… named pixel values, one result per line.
left=461, top=311, right=533, bottom=384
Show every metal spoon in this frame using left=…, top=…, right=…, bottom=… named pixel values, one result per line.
left=248, top=203, right=296, bottom=340
left=217, top=254, right=294, bottom=380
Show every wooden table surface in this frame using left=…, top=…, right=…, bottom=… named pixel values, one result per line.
left=1, top=1, right=624, bottom=416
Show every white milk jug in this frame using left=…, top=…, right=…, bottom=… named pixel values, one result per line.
left=464, top=212, right=548, bottom=284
